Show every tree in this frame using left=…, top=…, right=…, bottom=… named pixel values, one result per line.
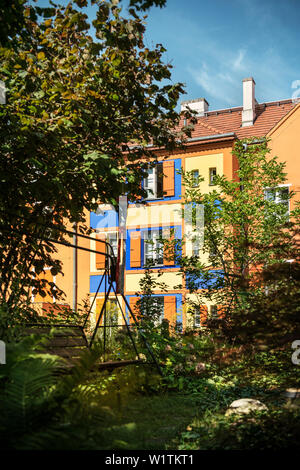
left=135, top=261, right=168, bottom=330
left=0, top=0, right=193, bottom=316
left=0, top=0, right=28, bottom=46
left=177, top=138, right=300, bottom=343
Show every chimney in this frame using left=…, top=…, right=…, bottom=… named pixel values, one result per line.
left=242, top=77, right=256, bottom=126
left=181, top=98, right=209, bottom=116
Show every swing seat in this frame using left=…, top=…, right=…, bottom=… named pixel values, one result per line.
left=96, top=359, right=143, bottom=372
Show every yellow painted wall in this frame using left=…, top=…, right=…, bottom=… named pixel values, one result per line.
left=125, top=271, right=182, bottom=294
left=127, top=202, right=182, bottom=229
left=184, top=152, right=223, bottom=193
left=184, top=152, right=223, bottom=259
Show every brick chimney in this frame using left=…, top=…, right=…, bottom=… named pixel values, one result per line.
left=181, top=98, right=209, bottom=116
left=242, top=77, right=256, bottom=127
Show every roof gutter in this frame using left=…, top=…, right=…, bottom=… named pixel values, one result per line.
left=186, top=132, right=236, bottom=143
left=128, top=132, right=236, bottom=150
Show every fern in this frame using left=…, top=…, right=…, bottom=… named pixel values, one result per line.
left=0, top=335, right=64, bottom=449
left=0, top=336, right=106, bottom=449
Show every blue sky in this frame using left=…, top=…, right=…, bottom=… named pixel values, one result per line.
left=34, top=0, right=300, bottom=110
left=143, top=0, right=300, bottom=110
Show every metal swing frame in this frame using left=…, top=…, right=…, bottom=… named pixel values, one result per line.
left=1, top=213, right=162, bottom=375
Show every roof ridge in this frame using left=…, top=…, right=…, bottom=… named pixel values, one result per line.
left=204, top=98, right=293, bottom=116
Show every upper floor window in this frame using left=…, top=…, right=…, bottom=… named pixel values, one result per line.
left=144, top=228, right=164, bottom=266
left=144, top=163, right=163, bottom=199
left=95, top=231, right=118, bottom=270
left=264, top=186, right=290, bottom=216
left=209, top=167, right=217, bottom=186
left=192, top=237, right=200, bottom=257
left=130, top=226, right=177, bottom=269
left=194, top=307, right=201, bottom=328
left=106, top=232, right=118, bottom=258
left=191, top=169, right=199, bottom=188
left=143, top=160, right=175, bottom=199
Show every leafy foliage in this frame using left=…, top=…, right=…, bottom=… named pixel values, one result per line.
left=176, top=138, right=300, bottom=342
left=0, top=0, right=193, bottom=314
left=0, top=333, right=110, bottom=449
left=135, top=262, right=168, bottom=329
left=0, top=0, right=28, bottom=46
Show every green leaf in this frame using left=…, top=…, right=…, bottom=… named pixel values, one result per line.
left=33, top=90, right=45, bottom=99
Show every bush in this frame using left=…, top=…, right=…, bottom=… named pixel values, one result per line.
left=181, top=408, right=300, bottom=450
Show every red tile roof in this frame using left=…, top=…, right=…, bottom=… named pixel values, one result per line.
left=182, top=99, right=295, bottom=141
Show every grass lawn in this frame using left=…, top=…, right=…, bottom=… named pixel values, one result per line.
left=95, top=391, right=200, bottom=450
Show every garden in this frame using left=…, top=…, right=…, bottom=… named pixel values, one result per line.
left=1, top=314, right=300, bottom=450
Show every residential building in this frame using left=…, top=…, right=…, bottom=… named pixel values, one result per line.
left=32, top=77, right=300, bottom=330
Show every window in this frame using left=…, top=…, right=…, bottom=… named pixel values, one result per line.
left=152, top=296, right=164, bottom=324
left=95, top=231, right=118, bottom=270
left=106, top=299, right=119, bottom=326
left=106, top=232, right=118, bottom=258
left=193, top=306, right=201, bottom=328
left=143, top=163, right=163, bottom=199
left=209, top=305, right=218, bottom=319
left=209, top=167, right=217, bottom=186
left=264, top=186, right=290, bottom=216
left=191, top=169, right=199, bottom=187
left=264, top=259, right=295, bottom=295
left=144, top=229, right=164, bottom=266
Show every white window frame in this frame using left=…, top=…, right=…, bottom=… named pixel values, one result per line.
left=209, top=167, right=217, bottom=186
left=94, top=230, right=118, bottom=272
left=152, top=296, right=164, bottom=324
left=144, top=229, right=164, bottom=266
left=143, top=163, right=163, bottom=200
left=264, top=184, right=290, bottom=217
left=191, top=169, right=199, bottom=188
left=106, top=231, right=118, bottom=258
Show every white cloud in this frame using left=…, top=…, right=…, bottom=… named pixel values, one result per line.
left=187, top=63, right=237, bottom=106
left=186, top=39, right=295, bottom=109
left=232, top=49, right=246, bottom=72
